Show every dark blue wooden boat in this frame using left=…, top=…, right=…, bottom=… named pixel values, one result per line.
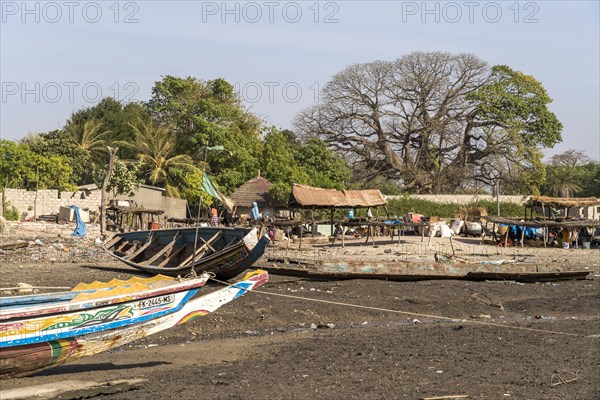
left=103, top=227, right=269, bottom=280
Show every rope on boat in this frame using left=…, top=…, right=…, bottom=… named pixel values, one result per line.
left=209, top=277, right=594, bottom=338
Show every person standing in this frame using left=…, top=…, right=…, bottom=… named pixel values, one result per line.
left=210, top=208, right=219, bottom=227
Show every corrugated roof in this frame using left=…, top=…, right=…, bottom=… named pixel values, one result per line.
left=290, top=184, right=387, bottom=208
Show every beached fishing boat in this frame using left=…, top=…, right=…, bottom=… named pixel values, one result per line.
left=260, top=257, right=589, bottom=282
left=102, top=227, right=269, bottom=279
left=0, top=270, right=268, bottom=378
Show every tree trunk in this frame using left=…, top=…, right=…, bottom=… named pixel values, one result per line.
left=100, top=146, right=118, bottom=236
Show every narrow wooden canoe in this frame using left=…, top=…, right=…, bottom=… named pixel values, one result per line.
left=260, top=258, right=589, bottom=282
left=0, top=270, right=268, bottom=378
left=102, top=227, right=269, bottom=280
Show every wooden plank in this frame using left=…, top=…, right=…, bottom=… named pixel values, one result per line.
left=198, top=236, right=217, bottom=253
left=103, top=236, right=121, bottom=249
left=115, top=240, right=131, bottom=253
left=124, top=233, right=154, bottom=260
left=0, top=241, right=29, bottom=251
left=156, top=245, right=186, bottom=268
left=141, top=232, right=180, bottom=266
left=179, top=231, right=223, bottom=267
left=0, top=379, right=147, bottom=400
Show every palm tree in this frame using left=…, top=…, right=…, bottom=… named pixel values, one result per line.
left=548, top=167, right=582, bottom=198
left=63, top=118, right=110, bottom=182
left=66, top=119, right=110, bottom=156
left=121, top=119, right=198, bottom=197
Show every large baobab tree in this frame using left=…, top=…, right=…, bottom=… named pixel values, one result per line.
left=295, top=52, right=562, bottom=194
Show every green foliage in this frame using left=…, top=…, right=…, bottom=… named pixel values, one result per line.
left=469, top=65, right=563, bottom=148
left=119, top=119, right=199, bottom=198
left=26, top=99, right=156, bottom=186
left=146, top=76, right=263, bottom=192
left=362, top=176, right=402, bottom=195
left=464, top=65, right=563, bottom=194
left=542, top=161, right=600, bottom=198
left=296, top=137, right=351, bottom=188
left=68, top=98, right=150, bottom=160
left=93, top=160, right=144, bottom=198
left=22, top=130, right=89, bottom=185
left=170, top=168, right=215, bottom=207
left=260, top=128, right=351, bottom=202
left=3, top=201, right=20, bottom=221
left=0, top=140, right=75, bottom=191
left=62, top=118, right=110, bottom=182
left=65, top=118, right=110, bottom=155
left=386, top=196, right=525, bottom=219
left=261, top=128, right=309, bottom=190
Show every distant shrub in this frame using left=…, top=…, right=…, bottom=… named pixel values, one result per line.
left=386, top=197, right=526, bottom=219
left=463, top=200, right=526, bottom=218
left=3, top=202, right=19, bottom=221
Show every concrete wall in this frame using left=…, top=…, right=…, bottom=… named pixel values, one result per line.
left=385, top=194, right=529, bottom=205
left=2, top=188, right=101, bottom=220
left=3, top=186, right=188, bottom=222
left=568, top=206, right=600, bottom=220
left=161, top=196, right=187, bottom=219
left=116, top=186, right=164, bottom=211
left=7, top=221, right=101, bottom=236
left=115, top=186, right=187, bottom=219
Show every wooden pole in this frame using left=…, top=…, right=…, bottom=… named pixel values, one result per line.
left=520, top=225, right=525, bottom=247
left=100, top=146, right=118, bottom=236
left=330, top=208, right=334, bottom=239
left=541, top=203, right=545, bottom=219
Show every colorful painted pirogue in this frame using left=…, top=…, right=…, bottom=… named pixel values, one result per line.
left=103, top=227, right=269, bottom=280
left=0, top=270, right=268, bottom=378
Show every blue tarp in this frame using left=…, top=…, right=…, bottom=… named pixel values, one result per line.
left=69, top=205, right=87, bottom=237
left=251, top=202, right=260, bottom=220
left=507, top=224, right=540, bottom=240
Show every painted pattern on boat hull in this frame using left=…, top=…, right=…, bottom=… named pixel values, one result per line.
left=0, top=270, right=269, bottom=379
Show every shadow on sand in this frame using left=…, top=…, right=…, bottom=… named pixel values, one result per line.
left=34, top=361, right=172, bottom=376
left=79, top=264, right=150, bottom=276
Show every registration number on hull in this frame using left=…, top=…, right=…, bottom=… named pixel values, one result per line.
left=135, top=294, right=175, bottom=309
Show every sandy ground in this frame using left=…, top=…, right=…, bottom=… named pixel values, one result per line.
left=1, top=225, right=599, bottom=399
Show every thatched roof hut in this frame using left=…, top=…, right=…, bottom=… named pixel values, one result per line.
left=229, top=173, right=286, bottom=218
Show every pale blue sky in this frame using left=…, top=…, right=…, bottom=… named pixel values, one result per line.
left=1, top=1, right=599, bottom=160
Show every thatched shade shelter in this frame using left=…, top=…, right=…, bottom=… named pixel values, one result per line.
left=525, top=196, right=600, bottom=220
left=289, top=184, right=387, bottom=209
left=485, top=216, right=600, bottom=229
left=526, top=196, right=600, bottom=209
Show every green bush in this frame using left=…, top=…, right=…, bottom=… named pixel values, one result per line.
left=386, top=197, right=526, bottom=219
left=3, top=202, right=20, bottom=221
